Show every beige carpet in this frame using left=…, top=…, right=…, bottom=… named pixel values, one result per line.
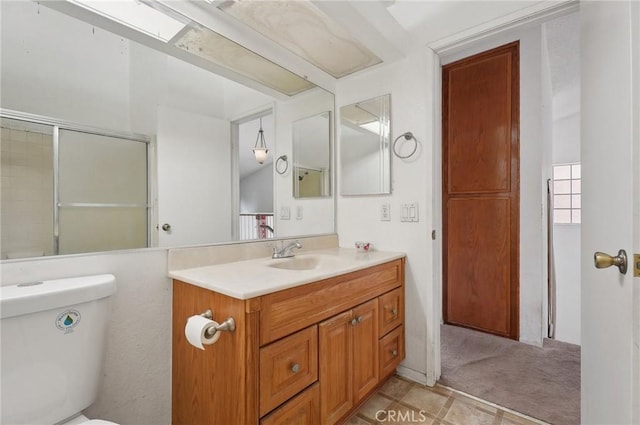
left=439, top=324, right=580, bottom=425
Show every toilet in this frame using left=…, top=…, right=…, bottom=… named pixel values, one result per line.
left=0, top=274, right=119, bottom=425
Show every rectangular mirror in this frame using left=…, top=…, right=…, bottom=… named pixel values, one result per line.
left=293, top=111, right=332, bottom=198
left=340, top=94, right=391, bottom=195
left=0, top=1, right=335, bottom=259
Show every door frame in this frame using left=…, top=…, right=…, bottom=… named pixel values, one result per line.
left=427, top=0, right=579, bottom=384
left=229, top=107, right=274, bottom=241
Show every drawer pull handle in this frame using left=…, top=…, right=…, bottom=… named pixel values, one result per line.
left=291, top=363, right=300, bottom=373
left=391, top=349, right=398, bottom=357
left=350, top=318, right=357, bottom=326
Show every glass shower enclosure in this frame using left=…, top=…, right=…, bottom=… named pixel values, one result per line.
left=1, top=111, right=150, bottom=259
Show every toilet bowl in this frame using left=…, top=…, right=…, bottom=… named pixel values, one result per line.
left=61, top=414, right=118, bottom=425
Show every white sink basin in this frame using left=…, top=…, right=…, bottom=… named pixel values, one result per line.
left=267, top=254, right=343, bottom=271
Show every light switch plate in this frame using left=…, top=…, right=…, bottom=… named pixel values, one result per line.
left=380, top=203, right=391, bottom=221
left=280, top=206, right=290, bottom=220
left=401, top=202, right=419, bottom=222
left=296, top=206, right=303, bottom=220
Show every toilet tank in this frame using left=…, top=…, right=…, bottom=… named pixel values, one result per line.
left=1, top=274, right=116, bottom=425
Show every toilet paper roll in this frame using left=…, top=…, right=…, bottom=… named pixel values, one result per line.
left=185, top=315, right=221, bottom=350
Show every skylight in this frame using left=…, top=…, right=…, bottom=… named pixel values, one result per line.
left=68, top=0, right=186, bottom=42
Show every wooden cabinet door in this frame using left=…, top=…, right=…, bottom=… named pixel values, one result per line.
left=352, top=299, right=379, bottom=403
left=319, top=310, right=353, bottom=425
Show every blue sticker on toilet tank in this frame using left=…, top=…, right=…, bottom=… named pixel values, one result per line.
left=55, top=310, right=81, bottom=334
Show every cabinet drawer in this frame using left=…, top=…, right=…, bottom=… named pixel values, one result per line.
left=260, top=326, right=318, bottom=416
left=378, top=288, right=404, bottom=336
left=260, top=259, right=403, bottom=345
left=260, top=383, right=320, bottom=425
left=379, top=325, right=404, bottom=378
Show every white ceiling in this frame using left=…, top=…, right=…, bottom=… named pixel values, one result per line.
left=44, top=0, right=565, bottom=97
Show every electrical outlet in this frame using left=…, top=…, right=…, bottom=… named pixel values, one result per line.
left=380, top=203, right=391, bottom=221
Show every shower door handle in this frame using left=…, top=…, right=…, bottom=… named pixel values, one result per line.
left=594, top=249, right=627, bottom=275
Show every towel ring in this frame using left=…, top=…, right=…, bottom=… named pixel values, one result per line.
left=392, top=132, right=417, bottom=159
left=275, top=155, right=288, bottom=175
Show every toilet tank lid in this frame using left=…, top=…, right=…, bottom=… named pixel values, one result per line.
left=0, top=274, right=116, bottom=319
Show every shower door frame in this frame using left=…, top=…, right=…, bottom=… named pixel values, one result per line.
left=0, top=108, right=152, bottom=255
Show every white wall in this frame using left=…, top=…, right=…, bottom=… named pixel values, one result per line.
left=0, top=1, right=130, bottom=130
left=336, top=50, right=433, bottom=384
left=240, top=166, right=274, bottom=213
left=541, top=23, right=554, bottom=346
left=0, top=250, right=172, bottom=425
left=551, top=87, right=581, bottom=345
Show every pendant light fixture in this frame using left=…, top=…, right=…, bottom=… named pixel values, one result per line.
left=253, top=117, right=269, bottom=164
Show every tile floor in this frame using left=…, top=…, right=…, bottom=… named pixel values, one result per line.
left=348, top=376, right=548, bottom=425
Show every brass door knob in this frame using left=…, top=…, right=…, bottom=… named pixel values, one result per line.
left=594, top=249, right=628, bottom=275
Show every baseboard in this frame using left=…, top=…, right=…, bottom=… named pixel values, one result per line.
left=396, top=365, right=429, bottom=386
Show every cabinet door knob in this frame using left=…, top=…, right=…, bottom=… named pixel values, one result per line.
left=356, top=316, right=364, bottom=323
left=391, top=308, right=398, bottom=316
left=350, top=318, right=357, bottom=326
left=291, top=363, right=300, bottom=373
left=391, top=349, right=398, bottom=357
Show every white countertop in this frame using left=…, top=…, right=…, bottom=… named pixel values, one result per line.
left=168, top=247, right=405, bottom=300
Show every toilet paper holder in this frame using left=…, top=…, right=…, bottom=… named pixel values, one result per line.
left=199, top=309, right=236, bottom=338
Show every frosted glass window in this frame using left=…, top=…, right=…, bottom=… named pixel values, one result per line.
left=554, top=180, right=571, bottom=194
left=554, top=165, right=571, bottom=180
left=572, top=179, right=581, bottom=194
left=554, top=209, right=571, bottom=223
left=571, top=164, right=581, bottom=179
left=553, top=162, right=581, bottom=224
left=554, top=194, right=571, bottom=208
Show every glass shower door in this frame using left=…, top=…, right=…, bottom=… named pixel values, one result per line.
left=57, top=129, right=148, bottom=255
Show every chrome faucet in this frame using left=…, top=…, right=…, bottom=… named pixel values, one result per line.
left=272, top=240, right=302, bottom=259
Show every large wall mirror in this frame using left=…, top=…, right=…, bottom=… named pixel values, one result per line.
left=0, top=1, right=335, bottom=259
left=340, top=94, right=391, bottom=195
left=292, top=111, right=332, bottom=198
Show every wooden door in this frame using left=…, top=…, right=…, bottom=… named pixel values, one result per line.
left=442, top=42, right=520, bottom=339
left=352, top=300, right=378, bottom=403
left=319, top=310, right=353, bottom=425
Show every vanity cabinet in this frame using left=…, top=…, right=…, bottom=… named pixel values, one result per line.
left=172, top=258, right=405, bottom=425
